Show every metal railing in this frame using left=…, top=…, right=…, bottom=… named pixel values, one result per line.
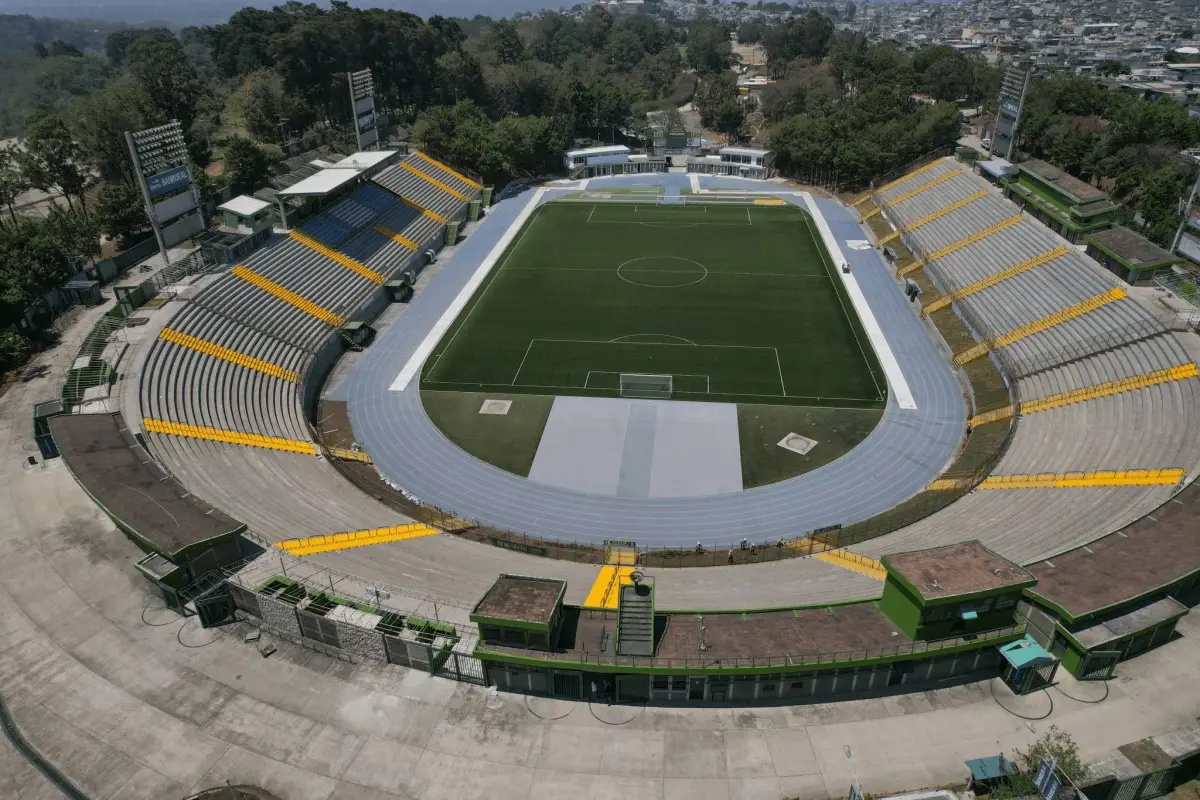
left=574, top=624, right=1026, bottom=669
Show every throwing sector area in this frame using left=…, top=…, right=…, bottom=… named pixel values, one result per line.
left=421, top=201, right=885, bottom=408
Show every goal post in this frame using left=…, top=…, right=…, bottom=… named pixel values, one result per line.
left=619, top=373, right=673, bottom=399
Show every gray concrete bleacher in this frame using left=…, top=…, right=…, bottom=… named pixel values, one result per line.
left=406, top=152, right=482, bottom=197
left=854, top=159, right=1200, bottom=565
left=135, top=177, right=469, bottom=545
left=372, top=152, right=480, bottom=219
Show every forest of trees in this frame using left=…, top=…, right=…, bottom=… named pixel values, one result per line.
left=1, top=2, right=1199, bottom=373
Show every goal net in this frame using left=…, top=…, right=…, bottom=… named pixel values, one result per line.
left=620, top=373, right=673, bottom=399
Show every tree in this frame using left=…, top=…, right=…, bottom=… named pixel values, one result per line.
left=105, top=28, right=174, bottom=66
left=236, top=70, right=316, bottom=144
left=71, top=76, right=155, bottom=185
left=763, top=12, right=834, bottom=76
left=489, top=20, right=525, bottom=65
left=1095, top=60, right=1130, bottom=77
left=94, top=181, right=147, bottom=247
left=124, top=34, right=205, bottom=134
left=18, top=110, right=91, bottom=215
left=695, top=72, right=741, bottom=131
left=992, top=727, right=1086, bottom=800
left=223, top=137, right=271, bottom=192
left=0, top=149, right=29, bottom=224
left=737, top=20, right=766, bottom=44
left=687, top=21, right=734, bottom=75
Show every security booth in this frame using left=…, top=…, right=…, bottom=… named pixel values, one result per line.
left=216, top=194, right=274, bottom=234
left=999, top=635, right=1058, bottom=695
left=879, top=541, right=1037, bottom=641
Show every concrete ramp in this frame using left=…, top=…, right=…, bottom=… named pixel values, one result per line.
left=528, top=397, right=742, bottom=498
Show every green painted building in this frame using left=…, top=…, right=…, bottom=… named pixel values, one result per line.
left=1020, top=481, right=1199, bottom=680
left=1085, top=226, right=1182, bottom=284
left=469, top=544, right=1030, bottom=705
left=1002, top=158, right=1119, bottom=243
left=879, top=541, right=1038, bottom=641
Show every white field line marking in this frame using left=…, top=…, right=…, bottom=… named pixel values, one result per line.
left=511, top=340, right=536, bottom=385
left=586, top=370, right=711, bottom=393
left=529, top=338, right=779, bottom=351
left=503, top=267, right=828, bottom=279
left=390, top=187, right=547, bottom=392
left=801, top=192, right=917, bottom=410
left=588, top=204, right=596, bottom=223
left=774, top=347, right=787, bottom=397
left=424, top=377, right=876, bottom=403
left=804, top=212, right=882, bottom=401
left=746, top=206, right=752, bottom=226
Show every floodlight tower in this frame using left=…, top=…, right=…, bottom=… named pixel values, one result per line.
left=347, top=68, right=379, bottom=151
left=125, top=121, right=204, bottom=265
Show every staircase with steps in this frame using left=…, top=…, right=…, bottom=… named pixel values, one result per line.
left=616, top=583, right=655, bottom=657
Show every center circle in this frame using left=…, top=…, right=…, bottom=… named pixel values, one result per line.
left=616, top=256, right=708, bottom=288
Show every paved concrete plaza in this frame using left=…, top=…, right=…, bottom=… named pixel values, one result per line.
left=2, top=307, right=1200, bottom=799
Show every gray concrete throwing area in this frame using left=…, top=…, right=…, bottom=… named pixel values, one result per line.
left=528, top=397, right=743, bottom=498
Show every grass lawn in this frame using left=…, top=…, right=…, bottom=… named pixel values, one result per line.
left=420, top=390, right=554, bottom=477
left=422, top=201, right=885, bottom=408
left=737, top=404, right=884, bottom=488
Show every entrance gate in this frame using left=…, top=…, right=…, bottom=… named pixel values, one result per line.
left=1078, top=650, right=1120, bottom=681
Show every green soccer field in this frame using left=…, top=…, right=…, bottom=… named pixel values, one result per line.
left=421, top=201, right=886, bottom=408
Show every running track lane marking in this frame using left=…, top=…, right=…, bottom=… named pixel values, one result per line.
left=801, top=192, right=917, bottom=410
left=390, top=187, right=548, bottom=392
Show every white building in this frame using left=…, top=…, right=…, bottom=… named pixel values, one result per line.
left=687, top=146, right=775, bottom=180
left=564, top=145, right=666, bottom=178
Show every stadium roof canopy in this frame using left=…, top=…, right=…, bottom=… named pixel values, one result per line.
left=278, top=150, right=399, bottom=198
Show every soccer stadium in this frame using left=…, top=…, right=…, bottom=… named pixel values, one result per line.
left=40, top=143, right=1200, bottom=730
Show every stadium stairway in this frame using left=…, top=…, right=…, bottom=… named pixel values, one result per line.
left=854, top=160, right=1200, bottom=566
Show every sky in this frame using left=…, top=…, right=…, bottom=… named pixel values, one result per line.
left=0, top=0, right=573, bottom=26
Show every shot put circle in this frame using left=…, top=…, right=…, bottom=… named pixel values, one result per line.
left=616, top=256, right=709, bottom=288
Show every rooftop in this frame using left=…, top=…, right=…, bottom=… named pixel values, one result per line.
left=1019, top=158, right=1110, bottom=203
left=1071, top=596, right=1188, bottom=649
left=566, top=145, right=630, bottom=158
left=50, top=413, right=244, bottom=557
left=1026, top=481, right=1200, bottom=620
left=478, top=599, right=1018, bottom=668
left=883, top=541, right=1035, bottom=602
left=1088, top=226, right=1178, bottom=268
left=334, top=150, right=397, bottom=171
left=277, top=167, right=363, bottom=198
left=217, top=195, right=272, bottom=217
left=472, top=575, right=565, bottom=626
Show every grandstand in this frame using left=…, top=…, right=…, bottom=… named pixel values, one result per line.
left=855, top=158, right=1200, bottom=563
left=47, top=150, right=1200, bottom=706
left=138, top=151, right=479, bottom=546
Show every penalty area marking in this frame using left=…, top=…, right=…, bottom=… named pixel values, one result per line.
left=510, top=338, right=787, bottom=397
left=391, top=187, right=547, bottom=392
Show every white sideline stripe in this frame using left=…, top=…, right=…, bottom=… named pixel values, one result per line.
left=390, top=187, right=548, bottom=392
left=801, top=192, right=917, bottom=411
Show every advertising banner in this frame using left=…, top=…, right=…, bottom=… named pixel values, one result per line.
left=147, top=165, right=191, bottom=199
